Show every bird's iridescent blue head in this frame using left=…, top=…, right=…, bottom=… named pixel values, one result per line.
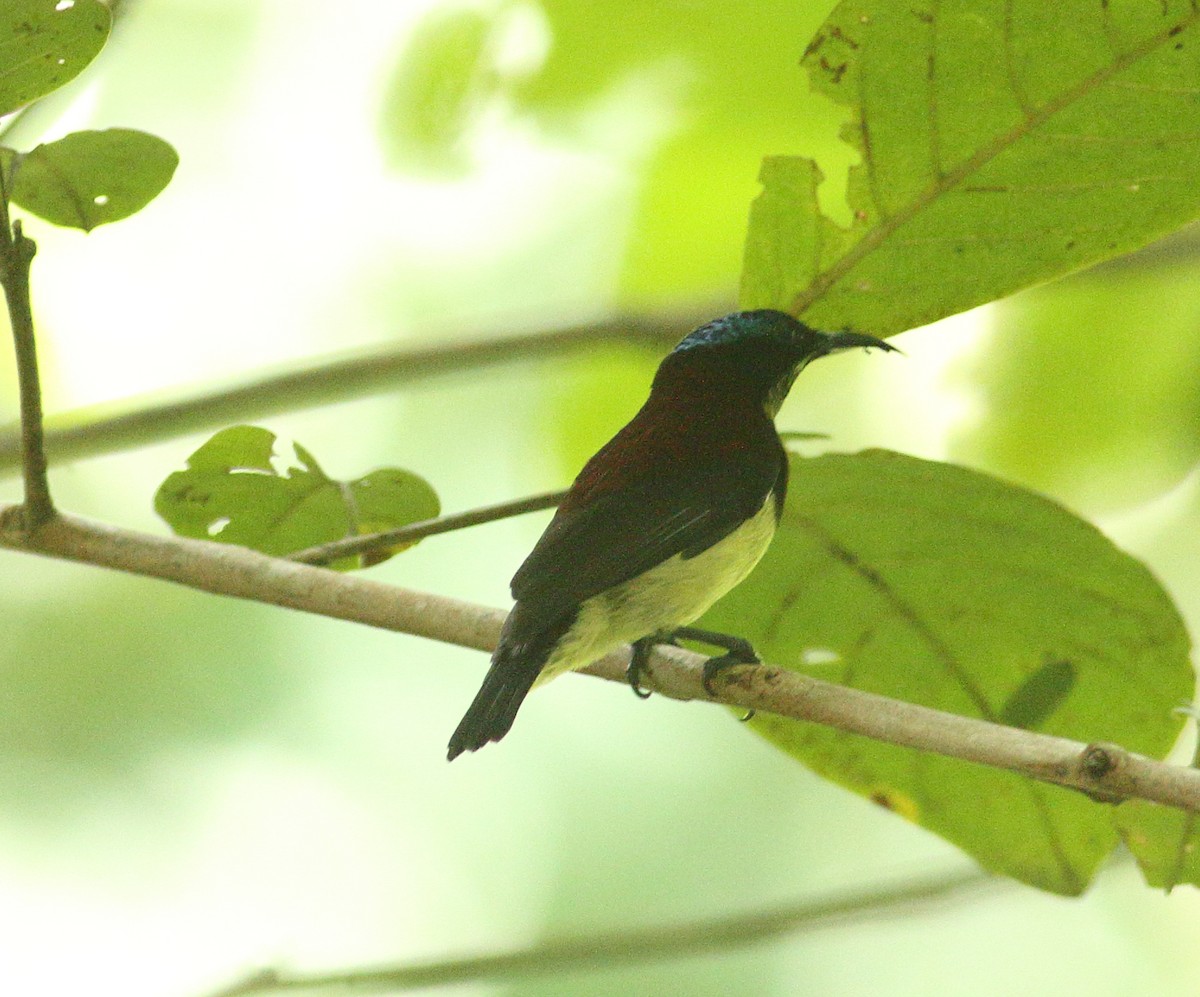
left=661, top=309, right=895, bottom=416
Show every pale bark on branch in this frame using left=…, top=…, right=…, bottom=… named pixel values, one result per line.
left=2, top=506, right=1197, bottom=811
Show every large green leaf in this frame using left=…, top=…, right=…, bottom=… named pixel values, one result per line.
left=154, top=426, right=440, bottom=570
left=8, top=129, right=178, bottom=231
left=741, top=1, right=1200, bottom=334
left=0, top=0, right=110, bottom=118
left=701, top=450, right=1192, bottom=894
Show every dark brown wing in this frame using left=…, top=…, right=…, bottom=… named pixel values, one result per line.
left=509, top=407, right=786, bottom=627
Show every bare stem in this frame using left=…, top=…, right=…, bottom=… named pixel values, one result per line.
left=289, top=489, right=567, bottom=565
left=206, top=865, right=994, bottom=996
left=0, top=174, right=53, bottom=527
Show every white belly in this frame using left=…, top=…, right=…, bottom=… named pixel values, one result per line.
left=535, top=493, right=778, bottom=684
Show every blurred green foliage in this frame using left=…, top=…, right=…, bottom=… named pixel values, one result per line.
left=0, top=569, right=293, bottom=821
left=517, top=0, right=848, bottom=303
left=954, top=268, right=1200, bottom=512
left=379, top=5, right=495, bottom=176
left=382, top=0, right=845, bottom=303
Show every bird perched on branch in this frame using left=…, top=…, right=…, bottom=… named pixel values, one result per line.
left=448, top=309, right=895, bottom=760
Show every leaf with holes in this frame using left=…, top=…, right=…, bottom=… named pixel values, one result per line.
left=700, top=450, right=1192, bottom=894
left=741, top=1, right=1200, bottom=333
left=9, top=129, right=178, bottom=231
left=154, top=426, right=440, bottom=570
left=0, top=0, right=111, bottom=118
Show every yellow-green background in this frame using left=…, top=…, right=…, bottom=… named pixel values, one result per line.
left=2, top=2, right=1199, bottom=994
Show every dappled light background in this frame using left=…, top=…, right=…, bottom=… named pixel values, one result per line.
left=1, top=2, right=1199, bottom=996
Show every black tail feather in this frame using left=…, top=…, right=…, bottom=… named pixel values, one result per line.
left=449, top=605, right=576, bottom=761
left=447, top=648, right=544, bottom=761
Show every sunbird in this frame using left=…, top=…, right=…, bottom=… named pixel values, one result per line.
left=448, top=309, right=895, bottom=760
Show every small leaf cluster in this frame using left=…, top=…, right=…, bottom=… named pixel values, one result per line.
left=1, top=1, right=176, bottom=230
left=155, top=427, right=440, bottom=571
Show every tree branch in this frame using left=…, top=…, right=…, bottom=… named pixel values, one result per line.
left=2, top=504, right=1198, bottom=811
left=205, top=865, right=996, bottom=996
left=289, top=489, right=567, bottom=566
left=0, top=173, right=53, bottom=527
left=0, top=303, right=720, bottom=475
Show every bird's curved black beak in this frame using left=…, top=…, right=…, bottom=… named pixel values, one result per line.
left=823, top=330, right=899, bottom=355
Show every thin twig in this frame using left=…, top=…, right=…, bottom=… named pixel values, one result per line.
left=287, top=437, right=844, bottom=565
left=289, top=489, right=566, bottom=565
left=0, top=303, right=720, bottom=475
left=206, top=865, right=995, bottom=996
left=2, top=505, right=1199, bottom=811
left=0, top=169, right=53, bottom=526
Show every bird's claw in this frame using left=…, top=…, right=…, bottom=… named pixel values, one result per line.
left=627, top=638, right=654, bottom=699
left=701, top=647, right=761, bottom=698
left=627, top=670, right=653, bottom=699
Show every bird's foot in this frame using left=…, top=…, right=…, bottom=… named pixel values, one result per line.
left=628, top=628, right=761, bottom=705
left=665, top=626, right=761, bottom=698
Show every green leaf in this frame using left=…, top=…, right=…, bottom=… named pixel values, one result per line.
left=154, top=426, right=440, bottom=570
left=379, top=5, right=497, bottom=175
left=0, top=0, right=110, bottom=117
left=1116, top=800, right=1200, bottom=890
left=741, top=1, right=1200, bottom=334
left=952, top=270, right=1200, bottom=512
left=701, top=450, right=1192, bottom=894
left=9, top=129, right=178, bottom=231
